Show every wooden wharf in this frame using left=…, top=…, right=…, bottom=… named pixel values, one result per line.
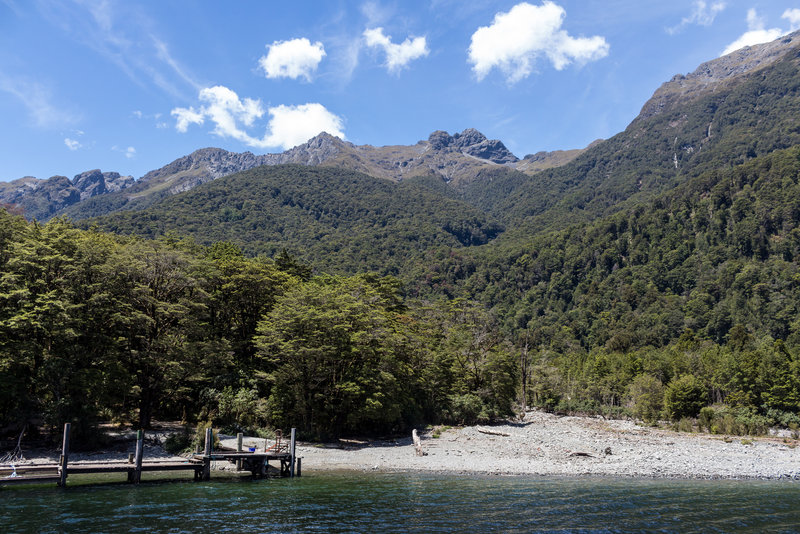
left=0, top=424, right=300, bottom=488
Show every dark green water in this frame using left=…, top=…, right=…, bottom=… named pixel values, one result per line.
left=2, top=472, right=799, bottom=533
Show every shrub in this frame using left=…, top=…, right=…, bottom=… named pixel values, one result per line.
left=764, top=408, right=800, bottom=429
left=704, top=406, right=771, bottom=436
left=674, top=417, right=695, bottom=433
left=664, top=375, right=706, bottom=420
left=164, top=430, right=192, bottom=454
left=447, top=394, right=486, bottom=425
left=627, top=374, right=665, bottom=423
left=698, top=407, right=715, bottom=432
left=192, top=420, right=221, bottom=452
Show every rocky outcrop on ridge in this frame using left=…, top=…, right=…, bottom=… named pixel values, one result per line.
left=638, top=29, right=800, bottom=120
left=0, top=170, right=134, bottom=220
left=427, top=128, right=518, bottom=164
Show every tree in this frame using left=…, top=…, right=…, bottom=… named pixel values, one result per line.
left=664, top=374, right=707, bottom=420
left=627, top=374, right=665, bottom=423
left=112, top=241, right=205, bottom=429
left=255, top=275, right=413, bottom=438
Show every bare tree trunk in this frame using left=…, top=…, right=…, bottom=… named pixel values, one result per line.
left=412, top=429, right=424, bottom=457
left=0, top=425, right=26, bottom=463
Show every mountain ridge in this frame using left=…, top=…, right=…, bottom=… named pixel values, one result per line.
left=4, top=128, right=585, bottom=221
left=0, top=170, right=133, bottom=220
left=5, top=30, right=800, bottom=223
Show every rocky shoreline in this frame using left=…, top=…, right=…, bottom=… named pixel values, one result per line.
left=293, top=410, right=800, bottom=480
left=8, top=411, right=800, bottom=481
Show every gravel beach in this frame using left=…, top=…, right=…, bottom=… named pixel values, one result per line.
left=290, top=410, right=800, bottom=480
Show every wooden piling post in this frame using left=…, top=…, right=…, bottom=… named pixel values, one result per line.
left=202, top=427, right=212, bottom=481
left=290, top=428, right=296, bottom=478
left=58, top=423, right=70, bottom=487
left=236, top=432, right=243, bottom=471
left=132, top=430, right=144, bottom=484
left=296, top=457, right=301, bottom=477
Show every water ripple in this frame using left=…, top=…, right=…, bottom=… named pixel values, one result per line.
left=1, top=474, right=798, bottom=533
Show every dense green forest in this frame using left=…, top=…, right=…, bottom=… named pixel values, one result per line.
left=83, top=165, right=504, bottom=276
left=410, top=147, right=800, bottom=432
left=4, top=150, right=800, bottom=442
left=0, top=211, right=516, bottom=443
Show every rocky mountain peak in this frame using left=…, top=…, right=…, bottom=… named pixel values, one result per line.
left=452, top=128, right=489, bottom=147
left=278, top=132, right=350, bottom=165
left=426, top=128, right=518, bottom=164
left=638, top=29, right=800, bottom=120
left=72, top=169, right=134, bottom=200
left=427, top=130, right=452, bottom=150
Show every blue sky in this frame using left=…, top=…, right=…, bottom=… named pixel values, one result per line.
left=2, top=0, right=799, bottom=182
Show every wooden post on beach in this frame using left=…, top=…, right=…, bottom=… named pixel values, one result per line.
left=132, top=430, right=144, bottom=484
left=412, top=429, right=424, bottom=456
left=236, top=432, right=243, bottom=471
left=202, top=427, right=212, bottom=481
left=296, top=457, right=302, bottom=477
left=58, top=423, right=70, bottom=487
left=290, top=428, right=296, bottom=478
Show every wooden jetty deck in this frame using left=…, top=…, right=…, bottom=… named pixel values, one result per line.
left=0, top=424, right=299, bottom=488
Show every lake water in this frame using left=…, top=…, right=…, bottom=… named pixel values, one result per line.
left=2, top=471, right=799, bottom=533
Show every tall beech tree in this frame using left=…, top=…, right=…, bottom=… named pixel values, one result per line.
left=255, top=275, right=414, bottom=438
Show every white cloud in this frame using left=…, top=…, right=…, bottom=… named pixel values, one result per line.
left=363, top=27, right=429, bottom=73
left=196, top=86, right=264, bottom=144
left=133, top=109, right=168, bottom=130
left=468, top=1, right=609, bottom=83
left=171, top=106, right=205, bottom=133
left=171, top=85, right=345, bottom=151
left=667, top=1, right=726, bottom=35
left=259, top=38, right=326, bottom=81
left=64, top=137, right=82, bottom=150
left=784, top=8, right=800, bottom=31
left=262, top=103, right=345, bottom=150
left=721, top=8, right=786, bottom=56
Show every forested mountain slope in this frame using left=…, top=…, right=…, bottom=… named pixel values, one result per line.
left=416, top=146, right=800, bottom=351
left=492, top=31, right=800, bottom=235
left=82, top=165, right=504, bottom=274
